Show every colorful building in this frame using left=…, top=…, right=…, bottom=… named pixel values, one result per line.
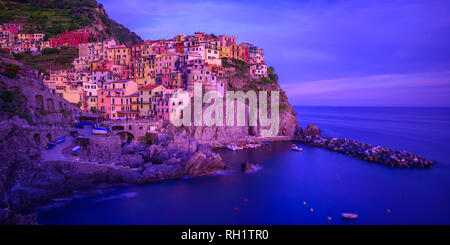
left=50, top=29, right=97, bottom=47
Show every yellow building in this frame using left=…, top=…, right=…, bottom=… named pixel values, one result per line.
left=107, top=45, right=131, bottom=66
left=220, top=46, right=231, bottom=58
left=133, top=56, right=156, bottom=86
left=55, top=83, right=83, bottom=105
left=130, top=92, right=141, bottom=114
left=204, top=43, right=221, bottom=66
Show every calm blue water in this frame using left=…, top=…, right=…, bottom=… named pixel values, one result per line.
left=38, top=107, right=450, bottom=225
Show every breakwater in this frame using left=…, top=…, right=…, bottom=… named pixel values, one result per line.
left=299, top=134, right=435, bottom=168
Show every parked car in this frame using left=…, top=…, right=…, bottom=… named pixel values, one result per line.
left=70, top=131, right=79, bottom=137
left=46, top=142, right=56, bottom=150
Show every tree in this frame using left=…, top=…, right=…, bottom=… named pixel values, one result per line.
left=88, top=35, right=98, bottom=43
left=268, top=66, right=279, bottom=83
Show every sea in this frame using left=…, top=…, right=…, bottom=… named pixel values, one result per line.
left=37, top=107, right=450, bottom=225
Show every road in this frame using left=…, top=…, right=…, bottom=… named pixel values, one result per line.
left=41, top=126, right=93, bottom=162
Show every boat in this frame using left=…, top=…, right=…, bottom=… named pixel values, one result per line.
left=71, top=146, right=81, bottom=154
left=56, top=136, right=66, bottom=144
left=341, top=213, right=358, bottom=220
left=291, top=144, right=303, bottom=152
left=46, top=142, right=56, bottom=150
left=265, top=142, right=270, bottom=145
left=80, top=121, right=93, bottom=126
left=227, top=145, right=239, bottom=151
left=92, top=127, right=109, bottom=135
left=74, top=123, right=84, bottom=129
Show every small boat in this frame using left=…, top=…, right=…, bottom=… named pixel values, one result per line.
left=74, top=123, right=84, bottom=129
left=46, top=142, right=56, bottom=150
left=227, top=145, right=239, bottom=151
left=80, top=121, right=93, bottom=126
left=56, top=136, right=66, bottom=144
left=291, top=144, right=303, bottom=152
left=72, top=146, right=81, bottom=154
left=92, top=127, right=109, bottom=135
left=265, top=142, right=270, bottom=145
left=341, top=213, right=358, bottom=220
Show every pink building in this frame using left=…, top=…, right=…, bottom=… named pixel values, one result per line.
left=153, top=89, right=185, bottom=121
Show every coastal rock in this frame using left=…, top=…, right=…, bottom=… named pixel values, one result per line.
left=303, top=124, right=322, bottom=136
left=121, top=141, right=148, bottom=154
left=300, top=134, right=436, bottom=168
left=0, top=209, right=38, bottom=225
left=119, top=154, right=145, bottom=168
left=241, top=162, right=260, bottom=174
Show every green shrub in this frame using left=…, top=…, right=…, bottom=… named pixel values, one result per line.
left=13, top=53, right=23, bottom=60
left=87, top=35, right=97, bottom=42
left=268, top=66, right=279, bottom=83
left=257, top=77, right=272, bottom=84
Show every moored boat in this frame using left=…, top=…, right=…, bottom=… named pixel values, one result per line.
left=341, top=213, right=358, bottom=220
left=291, top=144, right=303, bottom=152
left=46, top=142, right=56, bottom=150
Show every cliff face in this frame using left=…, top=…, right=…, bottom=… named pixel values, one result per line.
left=0, top=0, right=143, bottom=46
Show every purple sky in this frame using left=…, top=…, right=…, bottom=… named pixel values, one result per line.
left=99, top=0, right=450, bottom=106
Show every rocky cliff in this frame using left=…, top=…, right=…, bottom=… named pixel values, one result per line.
left=166, top=59, right=302, bottom=142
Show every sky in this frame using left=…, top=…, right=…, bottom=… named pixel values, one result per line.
left=99, top=0, right=450, bottom=106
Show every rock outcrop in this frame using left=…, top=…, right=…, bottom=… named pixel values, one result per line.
left=299, top=124, right=435, bottom=168
left=163, top=61, right=303, bottom=141
left=241, top=162, right=260, bottom=174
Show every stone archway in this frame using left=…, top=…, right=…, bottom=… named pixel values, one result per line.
left=35, top=95, right=44, bottom=111
left=46, top=98, right=55, bottom=111
left=46, top=133, right=52, bottom=143
left=33, top=133, right=40, bottom=146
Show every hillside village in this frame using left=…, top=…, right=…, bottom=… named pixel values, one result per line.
left=0, top=23, right=272, bottom=122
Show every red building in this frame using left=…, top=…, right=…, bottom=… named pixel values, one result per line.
left=50, top=29, right=97, bottom=47
left=174, top=42, right=184, bottom=54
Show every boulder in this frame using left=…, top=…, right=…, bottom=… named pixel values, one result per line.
left=303, top=124, right=322, bottom=136
left=121, top=141, right=148, bottom=154
left=241, top=162, right=259, bottom=174
left=119, top=154, right=145, bottom=168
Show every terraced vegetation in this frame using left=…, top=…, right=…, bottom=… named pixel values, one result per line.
left=13, top=46, right=77, bottom=71
left=0, top=0, right=142, bottom=45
